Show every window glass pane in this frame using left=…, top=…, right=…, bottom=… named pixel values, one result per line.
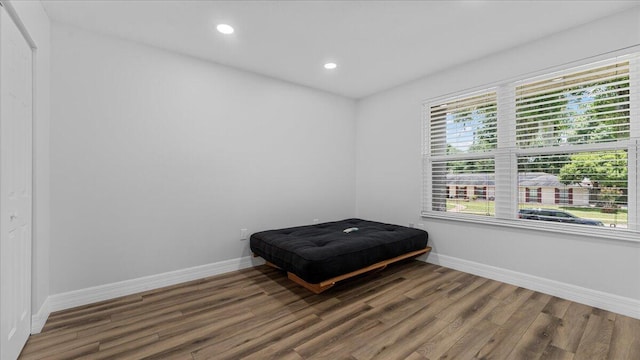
left=430, top=92, right=497, bottom=155
left=432, top=159, right=495, bottom=216
left=517, top=150, right=628, bottom=228
left=516, top=62, right=630, bottom=148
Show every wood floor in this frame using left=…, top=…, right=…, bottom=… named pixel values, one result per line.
left=20, top=261, right=640, bottom=360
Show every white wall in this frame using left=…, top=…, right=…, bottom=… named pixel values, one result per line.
left=9, top=0, right=51, bottom=316
left=356, top=8, right=640, bottom=301
left=50, top=23, right=356, bottom=294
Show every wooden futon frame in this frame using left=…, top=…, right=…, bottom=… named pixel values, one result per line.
left=258, top=247, right=432, bottom=294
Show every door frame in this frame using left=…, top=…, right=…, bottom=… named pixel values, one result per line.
left=0, top=0, right=39, bottom=337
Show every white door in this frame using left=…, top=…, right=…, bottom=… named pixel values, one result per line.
left=0, top=3, right=33, bottom=360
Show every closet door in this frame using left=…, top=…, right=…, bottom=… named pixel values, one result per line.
left=0, top=3, right=33, bottom=359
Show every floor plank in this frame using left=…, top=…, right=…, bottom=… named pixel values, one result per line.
left=551, top=302, right=592, bottom=353
left=608, top=314, right=640, bottom=360
left=474, top=295, right=550, bottom=360
left=19, top=261, right=640, bottom=360
left=574, top=312, right=616, bottom=360
left=539, top=344, right=575, bottom=360
left=506, top=312, right=562, bottom=359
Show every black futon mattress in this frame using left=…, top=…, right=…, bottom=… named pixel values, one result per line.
left=250, top=218, right=428, bottom=284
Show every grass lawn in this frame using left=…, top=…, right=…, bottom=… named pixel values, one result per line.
left=446, top=199, right=627, bottom=227
left=446, top=199, right=495, bottom=215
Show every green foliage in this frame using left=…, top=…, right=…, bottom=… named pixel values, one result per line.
left=467, top=103, right=498, bottom=152
left=516, top=88, right=570, bottom=148
left=600, top=187, right=623, bottom=207
left=447, top=159, right=494, bottom=174
left=558, top=151, right=627, bottom=187
left=447, top=99, right=497, bottom=153
left=517, top=155, right=570, bottom=175
left=574, top=76, right=630, bottom=144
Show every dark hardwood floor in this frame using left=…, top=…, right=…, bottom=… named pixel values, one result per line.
left=19, top=260, right=640, bottom=359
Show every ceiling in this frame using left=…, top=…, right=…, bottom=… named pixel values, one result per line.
left=42, top=0, right=640, bottom=99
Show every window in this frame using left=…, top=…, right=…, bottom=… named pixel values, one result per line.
left=515, top=60, right=632, bottom=229
left=426, top=91, right=497, bottom=216
left=555, top=188, right=573, bottom=205
left=524, top=187, right=541, bottom=203
left=474, top=186, right=487, bottom=199
left=423, top=53, right=639, bottom=238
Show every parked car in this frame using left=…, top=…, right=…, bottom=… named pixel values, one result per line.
left=517, top=208, right=604, bottom=226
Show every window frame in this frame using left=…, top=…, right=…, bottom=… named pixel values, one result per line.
left=423, top=87, right=499, bottom=216
left=421, top=52, right=640, bottom=243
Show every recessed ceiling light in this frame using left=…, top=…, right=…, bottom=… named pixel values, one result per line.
left=216, top=24, right=234, bottom=35
left=324, top=62, right=337, bottom=70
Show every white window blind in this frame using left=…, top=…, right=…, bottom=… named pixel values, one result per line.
left=429, top=92, right=498, bottom=155
left=515, top=59, right=632, bottom=229
left=425, top=91, right=497, bottom=216
left=423, top=52, right=640, bottom=239
left=516, top=150, right=628, bottom=227
left=515, top=61, right=630, bottom=148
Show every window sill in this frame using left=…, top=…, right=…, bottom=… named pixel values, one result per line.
left=420, top=212, right=639, bottom=243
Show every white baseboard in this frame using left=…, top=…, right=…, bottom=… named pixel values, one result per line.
left=31, top=255, right=264, bottom=334
left=32, top=251, right=639, bottom=334
left=423, top=252, right=640, bottom=320
left=31, top=297, right=51, bottom=334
